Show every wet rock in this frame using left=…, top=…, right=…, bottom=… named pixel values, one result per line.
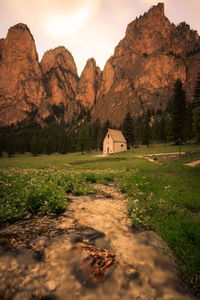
left=33, top=249, right=45, bottom=262
left=70, top=228, right=105, bottom=245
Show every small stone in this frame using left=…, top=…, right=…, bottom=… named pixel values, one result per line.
left=13, top=291, right=31, bottom=300
left=125, top=266, right=137, bottom=276
left=46, top=280, right=56, bottom=291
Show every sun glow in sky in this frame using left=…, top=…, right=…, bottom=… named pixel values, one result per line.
left=0, top=0, right=200, bottom=75
left=45, top=8, right=90, bottom=37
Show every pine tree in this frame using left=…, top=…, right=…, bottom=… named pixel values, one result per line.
left=100, top=120, right=111, bottom=151
left=193, top=71, right=200, bottom=108
left=7, top=137, right=15, bottom=157
left=102, top=120, right=111, bottom=138
left=193, top=107, right=200, bottom=142
left=46, top=136, right=55, bottom=155
left=30, top=134, right=39, bottom=156
left=185, top=102, right=194, bottom=141
left=135, top=116, right=144, bottom=144
left=77, top=123, right=89, bottom=155
left=172, top=79, right=187, bottom=143
left=143, top=109, right=151, bottom=147
left=0, top=138, right=2, bottom=157
left=122, top=112, right=135, bottom=148
left=159, top=117, right=167, bottom=141
left=89, top=119, right=102, bottom=151
left=193, top=71, right=200, bottom=141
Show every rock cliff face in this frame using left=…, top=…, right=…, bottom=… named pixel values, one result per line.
left=0, top=24, right=46, bottom=126
left=0, top=3, right=200, bottom=128
left=76, top=58, right=101, bottom=108
left=39, top=46, right=79, bottom=123
left=92, top=3, right=200, bottom=125
left=40, top=46, right=78, bottom=107
left=64, top=58, right=102, bottom=124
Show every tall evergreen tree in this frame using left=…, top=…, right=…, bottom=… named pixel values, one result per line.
left=7, top=136, right=15, bottom=157
left=89, top=119, right=102, bottom=151
left=159, top=116, right=167, bottom=141
left=0, top=138, right=2, bottom=157
left=77, top=123, right=89, bottom=155
left=30, top=134, right=39, bottom=156
left=193, top=71, right=200, bottom=108
left=193, top=71, right=200, bottom=142
left=135, top=116, right=144, bottom=144
left=193, top=107, right=200, bottom=142
left=122, top=112, right=135, bottom=149
left=46, top=136, right=55, bottom=155
left=143, top=109, right=151, bottom=147
left=102, top=120, right=111, bottom=138
left=101, top=120, right=111, bottom=151
left=172, top=79, right=187, bottom=143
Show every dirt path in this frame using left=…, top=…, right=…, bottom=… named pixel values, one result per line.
left=135, top=152, right=185, bottom=165
left=0, top=184, right=197, bottom=300
left=184, top=160, right=200, bottom=167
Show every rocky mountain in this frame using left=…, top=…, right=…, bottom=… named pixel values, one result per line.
left=76, top=58, right=101, bottom=108
left=0, top=3, right=200, bottom=128
left=38, top=46, right=79, bottom=123
left=92, top=3, right=200, bottom=125
left=0, top=24, right=46, bottom=127
left=64, top=57, right=101, bottom=124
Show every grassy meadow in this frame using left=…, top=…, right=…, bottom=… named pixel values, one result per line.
left=0, top=142, right=200, bottom=294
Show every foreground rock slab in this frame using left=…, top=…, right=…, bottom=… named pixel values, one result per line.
left=0, top=184, right=197, bottom=300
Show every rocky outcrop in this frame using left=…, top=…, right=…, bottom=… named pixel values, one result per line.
left=38, top=46, right=79, bottom=123
left=92, top=3, right=200, bottom=126
left=63, top=58, right=102, bottom=124
left=0, top=3, right=200, bottom=128
left=76, top=58, right=101, bottom=108
left=40, top=46, right=78, bottom=107
left=0, top=24, right=46, bottom=126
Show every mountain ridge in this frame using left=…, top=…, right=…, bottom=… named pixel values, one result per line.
left=0, top=3, right=200, bottom=128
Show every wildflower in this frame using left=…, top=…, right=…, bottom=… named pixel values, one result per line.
left=164, top=185, right=171, bottom=189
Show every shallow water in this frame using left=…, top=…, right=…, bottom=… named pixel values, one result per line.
left=0, top=184, right=197, bottom=299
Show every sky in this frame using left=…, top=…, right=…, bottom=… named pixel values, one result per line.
left=0, top=0, right=200, bottom=75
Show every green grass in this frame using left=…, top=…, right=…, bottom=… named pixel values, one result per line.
left=118, top=162, right=200, bottom=294
left=0, top=143, right=199, bottom=169
left=0, top=151, right=99, bottom=169
left=0, top=143, right=200, bottom=295
left=0, top=168, right=120, bottom=225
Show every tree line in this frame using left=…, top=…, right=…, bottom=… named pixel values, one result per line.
left=0, top=74, right=200, bottom=157
left=121, top=75, right=200, bottom=148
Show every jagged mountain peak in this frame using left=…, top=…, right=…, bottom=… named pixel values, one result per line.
left=76, top=57, right=102, bottom=108
left=81, top=57, right=101, bottom=76
left=85, top=57, right=98, bottom=67
left=115, top=2, right=171, bottom=58
left=92, top=2, right=200, bottom=126
left=7, top=23, right=36, bottom=48
left=177, top=22, right=200, bottom=42
left=41, top=46, right=78, bottom=76
left=10, top=23, right=31, bottom=31
left=0, top=3, right=200, bottom=128
left=147, top=2, right=164, bottom=15
left=0, top=23, right=45, bottom=127
left=125, top=2, right=165, bottom=35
